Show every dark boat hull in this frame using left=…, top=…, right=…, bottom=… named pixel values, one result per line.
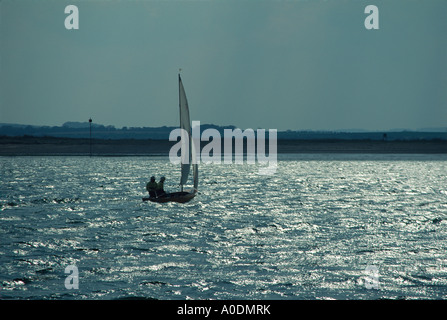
left=142, top=191, right=196, bottom=203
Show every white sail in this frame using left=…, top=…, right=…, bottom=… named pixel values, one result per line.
left=179, top=74, right=191, bottom=187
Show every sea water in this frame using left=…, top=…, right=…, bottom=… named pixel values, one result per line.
left=1, top=154, right=447, bottom=300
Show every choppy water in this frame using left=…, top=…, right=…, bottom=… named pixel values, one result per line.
left=1, top=154, right=447, bottom=300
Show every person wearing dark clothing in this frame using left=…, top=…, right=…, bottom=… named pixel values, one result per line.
left=156, top=177, right=166, bottom=196
left=146, top=176, right=158, bottom=197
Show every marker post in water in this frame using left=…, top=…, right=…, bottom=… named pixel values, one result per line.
left=89, top=118, right=92, bottom=157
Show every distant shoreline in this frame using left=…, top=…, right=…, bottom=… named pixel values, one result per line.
left=0, top=135, right=446, bottom=156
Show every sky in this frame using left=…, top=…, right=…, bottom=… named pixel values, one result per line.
left=1, top=0, right=446, bottom=131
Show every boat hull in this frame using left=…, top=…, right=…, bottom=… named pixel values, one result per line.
left=142, top=191, right=196, bottom=203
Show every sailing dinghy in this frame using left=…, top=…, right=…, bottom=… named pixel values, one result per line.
left=142, top=74, right=198, bottom=203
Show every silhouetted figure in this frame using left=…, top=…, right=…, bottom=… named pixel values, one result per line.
left=146, top=176, right=158, bottom=197
left=156, top=177, right=166, bottom=196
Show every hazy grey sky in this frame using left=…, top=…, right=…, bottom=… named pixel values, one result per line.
left=1, top=0, right=446, bottom=131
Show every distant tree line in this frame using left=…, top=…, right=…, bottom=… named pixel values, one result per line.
left=0, top=122, right=446, bottom=141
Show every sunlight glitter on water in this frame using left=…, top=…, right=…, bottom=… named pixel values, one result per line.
left=1, top=155, right=447, bottom=299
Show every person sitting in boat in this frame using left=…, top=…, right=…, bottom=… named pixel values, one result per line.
left=156, top=176, right=166, bottom=196
left=146, top=176, right=158, bottom=197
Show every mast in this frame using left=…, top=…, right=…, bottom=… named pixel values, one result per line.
left=179, top=73, right=182, bottom=192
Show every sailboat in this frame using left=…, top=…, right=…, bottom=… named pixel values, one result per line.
left=142, top=73, right=198, bottom=203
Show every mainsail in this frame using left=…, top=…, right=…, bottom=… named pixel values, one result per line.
left=179, top=74, right=192, bottom=188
